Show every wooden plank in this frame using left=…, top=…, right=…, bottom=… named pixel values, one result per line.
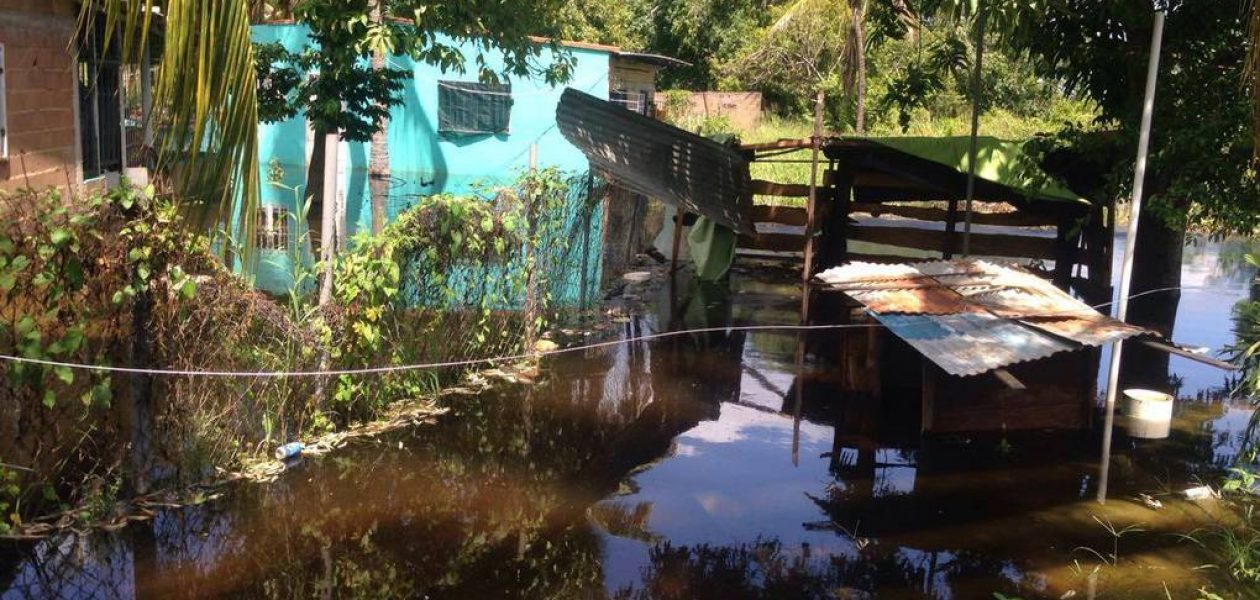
left=750, top=179, right=812, bottom=197
left=751, top=204, right=808, bottom=226
left=993, top=369, right=1027, bottom=390
left=838, top=252, right=936, bottom=265
left=738, top=232, right=806, bottom=252
left=852, top=172, right=940, bottom=192
left=741, top=138, right=813, bottom=151
left=1140, top=339, right=1238, bottom=371
left=847, top=224, right=1057, bottom=260
left=848, top=202, right=1060, bottom=227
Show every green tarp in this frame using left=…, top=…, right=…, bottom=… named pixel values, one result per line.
left=687, top=216, right=736, bottom=281
left=865, top=136, right=1086, bottom=204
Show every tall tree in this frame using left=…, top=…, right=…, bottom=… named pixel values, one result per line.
left=843, top=0, right=867, bottom=133
left=991, top=0, right=1258, bottom=385
left=368, top=0, right=390, bottom=236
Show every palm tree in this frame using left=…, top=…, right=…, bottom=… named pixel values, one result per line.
left=86, top=0, right=263, bottom=263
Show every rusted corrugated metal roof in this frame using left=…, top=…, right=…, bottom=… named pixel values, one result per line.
left=556, top=88, right=754, bottom=234
left=815, top=259, right=1147, bottom=377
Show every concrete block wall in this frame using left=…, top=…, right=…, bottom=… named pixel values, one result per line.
left=0, top=0, right=82, bottom=193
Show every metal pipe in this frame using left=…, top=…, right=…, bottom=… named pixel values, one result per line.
left=1097, top=9, right=1165, bottom=505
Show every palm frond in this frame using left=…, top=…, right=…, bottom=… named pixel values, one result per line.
left=81, top=0, right=262, bottom=265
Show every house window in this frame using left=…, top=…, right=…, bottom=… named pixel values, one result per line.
left=610, top=89, right=650, bottom=116
left=437, top=81, right=512, bottom=135
left=78, top=20, right=124, bottom=179
left=255, top=206, right=290, bottom=251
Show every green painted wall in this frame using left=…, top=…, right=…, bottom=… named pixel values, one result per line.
left=249, top=23, right=606, bottom=306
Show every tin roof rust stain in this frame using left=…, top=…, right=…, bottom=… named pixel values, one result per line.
left=815, top=260, right=1148, bottom=377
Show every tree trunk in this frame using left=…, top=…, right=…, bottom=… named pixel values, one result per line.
left=306, top=129, right=325, bottom=259
left=1119, top=196, right=1184, bottom=393
left=368, top=0, right=390, bottom=235
left=318, top=131, right=339, bottom=307
left=851, top=0, right=866, bottom=134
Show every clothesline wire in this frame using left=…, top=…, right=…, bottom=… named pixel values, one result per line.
left=0, top=285, right=1209, bottom=378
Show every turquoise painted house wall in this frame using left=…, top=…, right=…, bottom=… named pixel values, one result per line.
left=250, top=23, right=607, bottom=305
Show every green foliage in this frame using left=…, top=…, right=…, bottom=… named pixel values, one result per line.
left=995, top=0, right=1259, bottom=234
left=639, top=0, right=773, bottom=89
left=254, top=0, right=578, bottom=141
left=0, top=185, right=194, bottom=414
left=0, top=185, right=210, bottom=523
left=319, top=168, right=581, bottom=421
left=721, top=0, right=849, bottom=117
left=0, top=466, right=19, bottom=535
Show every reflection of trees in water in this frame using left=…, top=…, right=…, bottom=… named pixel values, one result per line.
left=0, top=281, right=759, bottom=598
left=0, top=532, right=135, bottom=599
left=1195, top=236, right=1260, bottom=287
left=609, top=538, right=1033, bottom=600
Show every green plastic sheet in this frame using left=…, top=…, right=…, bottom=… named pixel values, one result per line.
left=687, top=216, right=736, bottom=281
left=865, top=136, right=1086, bottom=204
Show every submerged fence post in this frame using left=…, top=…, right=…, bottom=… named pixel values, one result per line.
left=1098, top=8, right=1165, bottom=505
left=579, top=172, right=594, bottom=312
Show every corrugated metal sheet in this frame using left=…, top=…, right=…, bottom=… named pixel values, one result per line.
left=816, top=259, right=1148, bottom=376
left=556, top=88, right=754, bottom=234
left=873, top=313, right=1074, bottom=377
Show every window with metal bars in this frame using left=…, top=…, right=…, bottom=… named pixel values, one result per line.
left=255, top=206, right=290, bottom=250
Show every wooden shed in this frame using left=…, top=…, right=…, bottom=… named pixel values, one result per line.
left=739, top=136, right=1114, bottom=306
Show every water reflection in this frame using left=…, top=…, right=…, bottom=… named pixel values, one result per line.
left=0, top=243, right=1256, bottom=599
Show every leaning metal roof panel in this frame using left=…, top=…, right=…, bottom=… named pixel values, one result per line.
left=556, top=88, right=754, bottom=234
left=816, top=259, right=1149, bottom=376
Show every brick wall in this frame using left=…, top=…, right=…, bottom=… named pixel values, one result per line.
left=0, top=0, right=82, bottom=192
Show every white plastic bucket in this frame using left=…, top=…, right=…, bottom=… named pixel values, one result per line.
left=1123, top=388, right=1174, bottom=439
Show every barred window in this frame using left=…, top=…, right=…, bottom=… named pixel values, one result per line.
left=255, top=206, right=290, bottom=250
left=610, top=89, right=650, bottom=115
left=437, top=80, right=512, bottom=135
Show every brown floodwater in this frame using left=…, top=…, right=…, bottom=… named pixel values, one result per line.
left=1, top=236, right=1258, bottom=599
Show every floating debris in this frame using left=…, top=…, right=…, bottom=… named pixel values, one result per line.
left=1136, top=493, right=1163, bottom=510
left=1183, top=485, right=1219, bottom=501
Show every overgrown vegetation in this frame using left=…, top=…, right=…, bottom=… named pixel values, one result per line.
left=0, top=168, right=594, bottom=531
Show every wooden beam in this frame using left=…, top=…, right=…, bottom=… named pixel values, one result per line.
left=847, top=224, right=1058, bottom=260
left=840, top=252, right=935, bottom=265
left=992, top=369, right=1027, bottom=390
left=851, top=172, right=942, bottom=192
left=741, top=138, right=814, bottom=151
left=1139, top=339, right=1238, bottom=371
left=751, top=204, right=808, bottom=226
left=750, top=179, right=812, bottom=197
left=738, top=232, right=806, bottom=252
left=848, top=202, right=1060, bottom=227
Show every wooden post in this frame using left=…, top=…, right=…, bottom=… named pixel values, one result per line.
left=669, top=205, right=684, bottom=274
left=921, top=360, right=936, bottom=434
left=944, top=197, right=959, bottom=259
left=1053, top=211, right=1077, bottom=288
left=579, top=173, right=593, bottom=312
left=801, top=91, right=825, bottom=289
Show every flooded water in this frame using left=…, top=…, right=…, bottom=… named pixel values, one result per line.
left=1, top=237, right=1257, bottom=599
